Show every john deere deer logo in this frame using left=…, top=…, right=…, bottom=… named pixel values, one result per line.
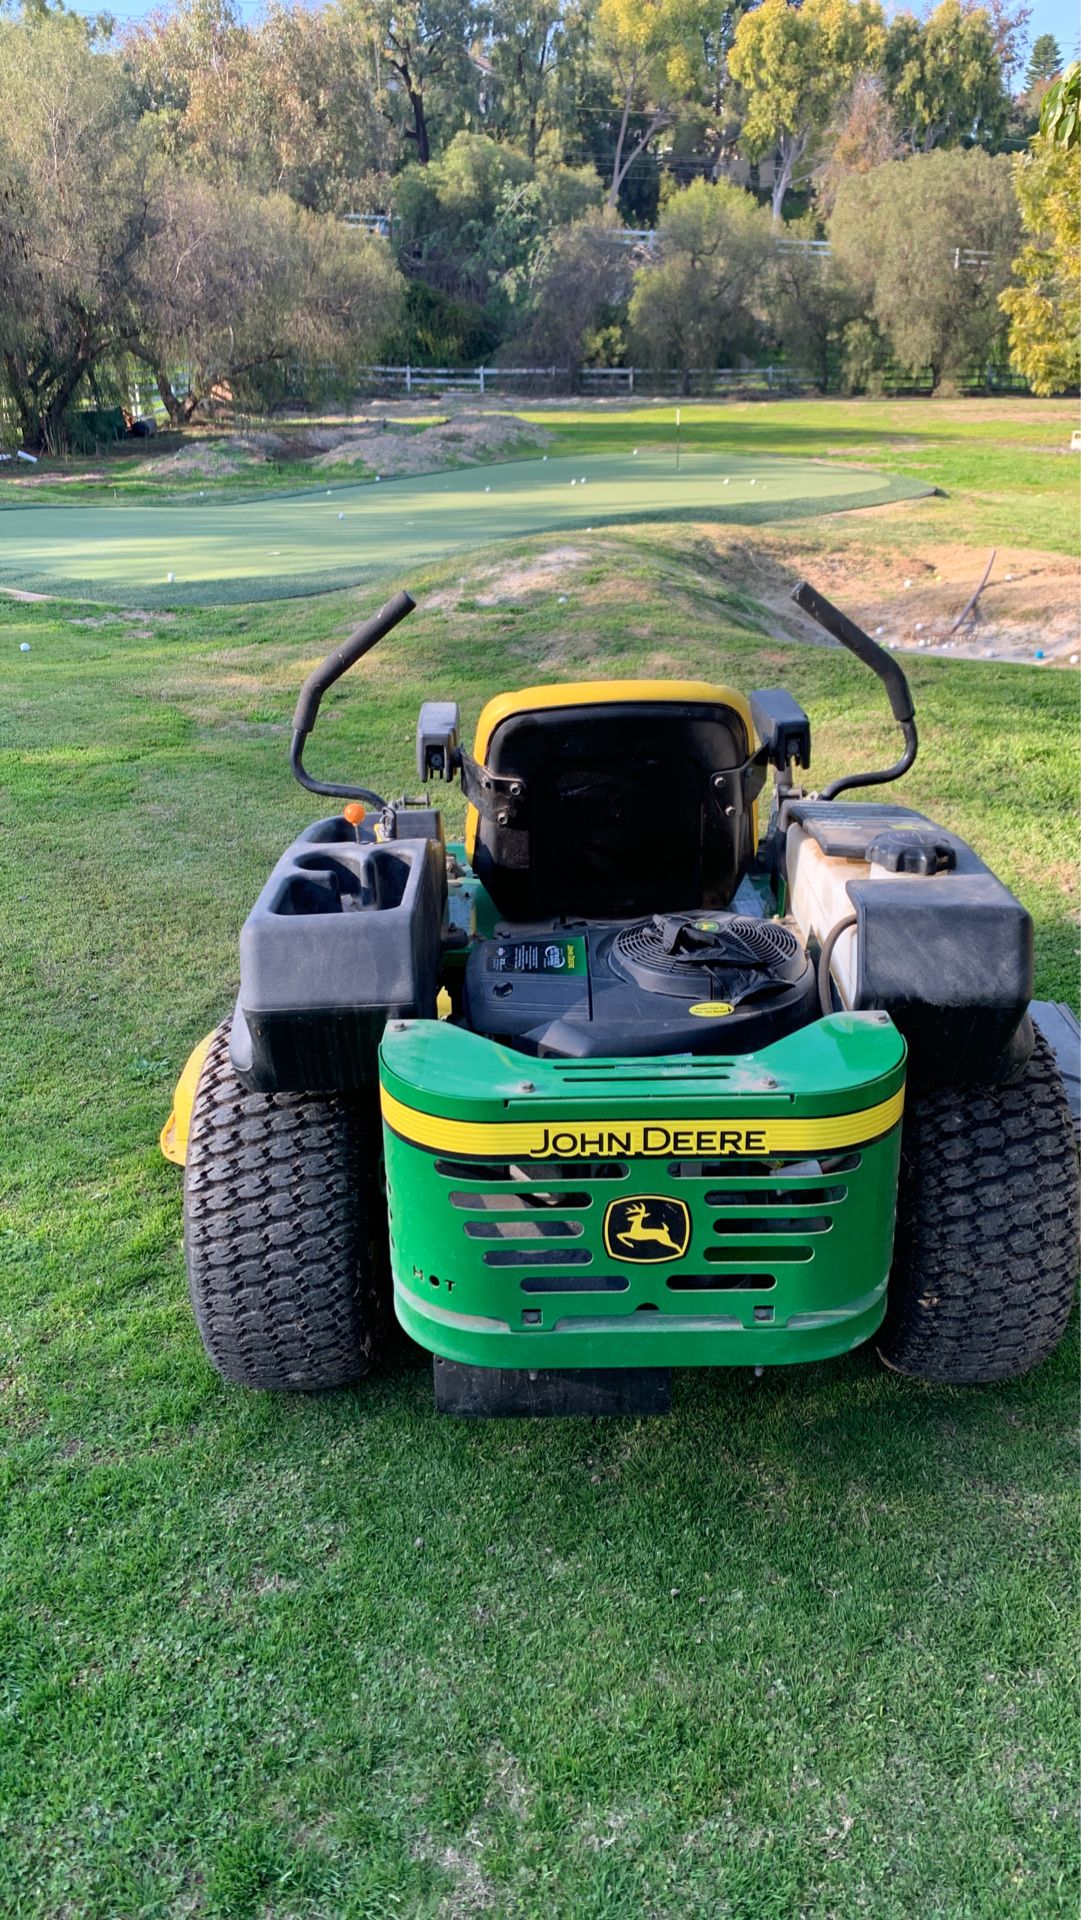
left=603, top=1196, right=691, bottom=1264
left=618, top=1203, right=680, bottom=1253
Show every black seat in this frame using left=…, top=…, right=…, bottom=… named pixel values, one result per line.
left=465, top=681, right=758, bottom=921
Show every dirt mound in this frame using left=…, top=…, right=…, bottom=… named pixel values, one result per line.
left=154, top=430, right=299, bottom=475
left=313, top=411, right=552, bottom=474
left=157, top=444, right=243, bottom=479
left=142, top=413, right=552, bottom=481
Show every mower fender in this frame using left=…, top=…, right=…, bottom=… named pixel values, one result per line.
left=161, top=1031, right=215, bottom=1167
left=380, top=1015, right=908, bottom=1370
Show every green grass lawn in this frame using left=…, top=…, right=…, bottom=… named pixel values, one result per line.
left=531, top=396, right=1080, bottom=555
left=1, top=414, right=1078, bottom=1917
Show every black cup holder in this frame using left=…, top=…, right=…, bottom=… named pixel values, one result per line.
left=237, top=821, right=447, bottom=1090
left=273, top=845, right=413, bottom=916
left=274, top=853, right=359, bottom=916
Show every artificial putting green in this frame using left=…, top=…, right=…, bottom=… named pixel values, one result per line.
left=0, top=448, right=931, bottom=608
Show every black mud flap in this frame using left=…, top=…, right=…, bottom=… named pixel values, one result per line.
left=433, top=1358, right=672, bottom=1418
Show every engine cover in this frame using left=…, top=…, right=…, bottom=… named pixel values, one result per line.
left=462, top=913, right=817, bottom=1058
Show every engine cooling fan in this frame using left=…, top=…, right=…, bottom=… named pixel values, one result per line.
left=610, top=914, right=803, bottom=994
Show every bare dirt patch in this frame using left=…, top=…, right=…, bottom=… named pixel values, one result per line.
left=69, top=609, right=177, bottom=628
left=424, top=543, right=588, bottom=610
left=429, top=525, right=1078, bottom=668
left=709, top=534, right=1080, bottom=665
left=85, top=409, right=554, bottom=485
left=7, top=468, right=108, bottom=488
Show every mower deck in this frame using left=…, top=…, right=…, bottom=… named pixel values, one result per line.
left=432, top=1359, right=674, bottom=1417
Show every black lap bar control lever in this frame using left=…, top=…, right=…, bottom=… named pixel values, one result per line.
left=791, top=580, right=918, bottom=801
left=290, top=589, right=416, bottom=804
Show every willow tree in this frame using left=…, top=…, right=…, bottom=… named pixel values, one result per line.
left=831, top=147, right=1018, bottom=388
left=0, top=13, right=154, bottom=449
left=628, top=178, right=773, bottom=388
left=132, top=185, right=404, bottom=423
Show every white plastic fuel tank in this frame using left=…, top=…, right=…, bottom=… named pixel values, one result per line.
left=787, top=823, right=881, bottom=1008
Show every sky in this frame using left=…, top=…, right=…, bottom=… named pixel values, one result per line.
left=1023, top=0, right=1080, bottom=61
left=64, top=0, right=1081, bottom=73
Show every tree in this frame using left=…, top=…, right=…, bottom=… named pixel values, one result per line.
left=594, top=0, right=707, bottom=208
left=728, top=0, right=888, bottom=222
left=628, top=177, right=773, bottom=388
left=816, top=73, right=904, bottom=213
left=999, top=129, right=1079, bottom=393
left=672, top=0, right=758, bottom=184
left=1024, top=32, right=1062, bottom=93
left=348, top=0, right=479, bottom=166
left=830, top=147, right=1019, bottom=387
left=883, top=0, right=1008, bottom=153
left=124, top=0, right=248, bottom=162
left=1039, top=60, right=1080, bottom=149
left=766, top=223, right=862, bottom=387
left=977, top=0, right=1032, bottom=86
left=0, top=7, right=404, bottom=447
left=126, top=0, right=394, bottom=211
left=0, top=13, right=155, bottom=448
left=394, top=130, right=599, bottom=313
left=516, top=208, right=632, bottom=368
left=132, top=183, right=403, bottom=422
left=377, top=279, right=501, bottom=362
left=484, top=0, right=590, bottom=161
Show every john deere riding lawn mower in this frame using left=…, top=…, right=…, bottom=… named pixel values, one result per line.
left=163, top=586, right=1078, bottom=1414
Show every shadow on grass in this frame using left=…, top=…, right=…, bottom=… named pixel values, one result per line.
left=548, top=419, right=918, bottom=456
left=340, top=1292, right=1079, bottom=1488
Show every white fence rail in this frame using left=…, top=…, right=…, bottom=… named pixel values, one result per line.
left=341, top=216, right=990, bottom=273
left=341, top=212, right=395, bottom=236
left=346, top=362, right=808, bottom=397
left=774, top=237, right=832, bottom=257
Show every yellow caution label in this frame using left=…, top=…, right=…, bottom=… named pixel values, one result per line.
left=688, top=1001, right=734, bottom=1018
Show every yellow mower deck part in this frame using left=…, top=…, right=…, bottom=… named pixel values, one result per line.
left=160, top=1032, right=215, bottom=1167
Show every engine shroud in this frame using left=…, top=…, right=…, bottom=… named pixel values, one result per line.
left=462, top=912, right=817, bottom=1059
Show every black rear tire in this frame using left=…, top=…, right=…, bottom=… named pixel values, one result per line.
left=878, top=1033, right=1079, bottom=1384
left=184, top=1022, right=376, bottom=1389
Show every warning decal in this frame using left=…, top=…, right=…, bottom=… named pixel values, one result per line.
left=485, top=937, right=587, bottom=976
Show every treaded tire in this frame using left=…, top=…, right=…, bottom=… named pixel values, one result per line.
left=879, top=1032, right=1079, bottom=1384
left=184, top=1022, right=375, bottom=1389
